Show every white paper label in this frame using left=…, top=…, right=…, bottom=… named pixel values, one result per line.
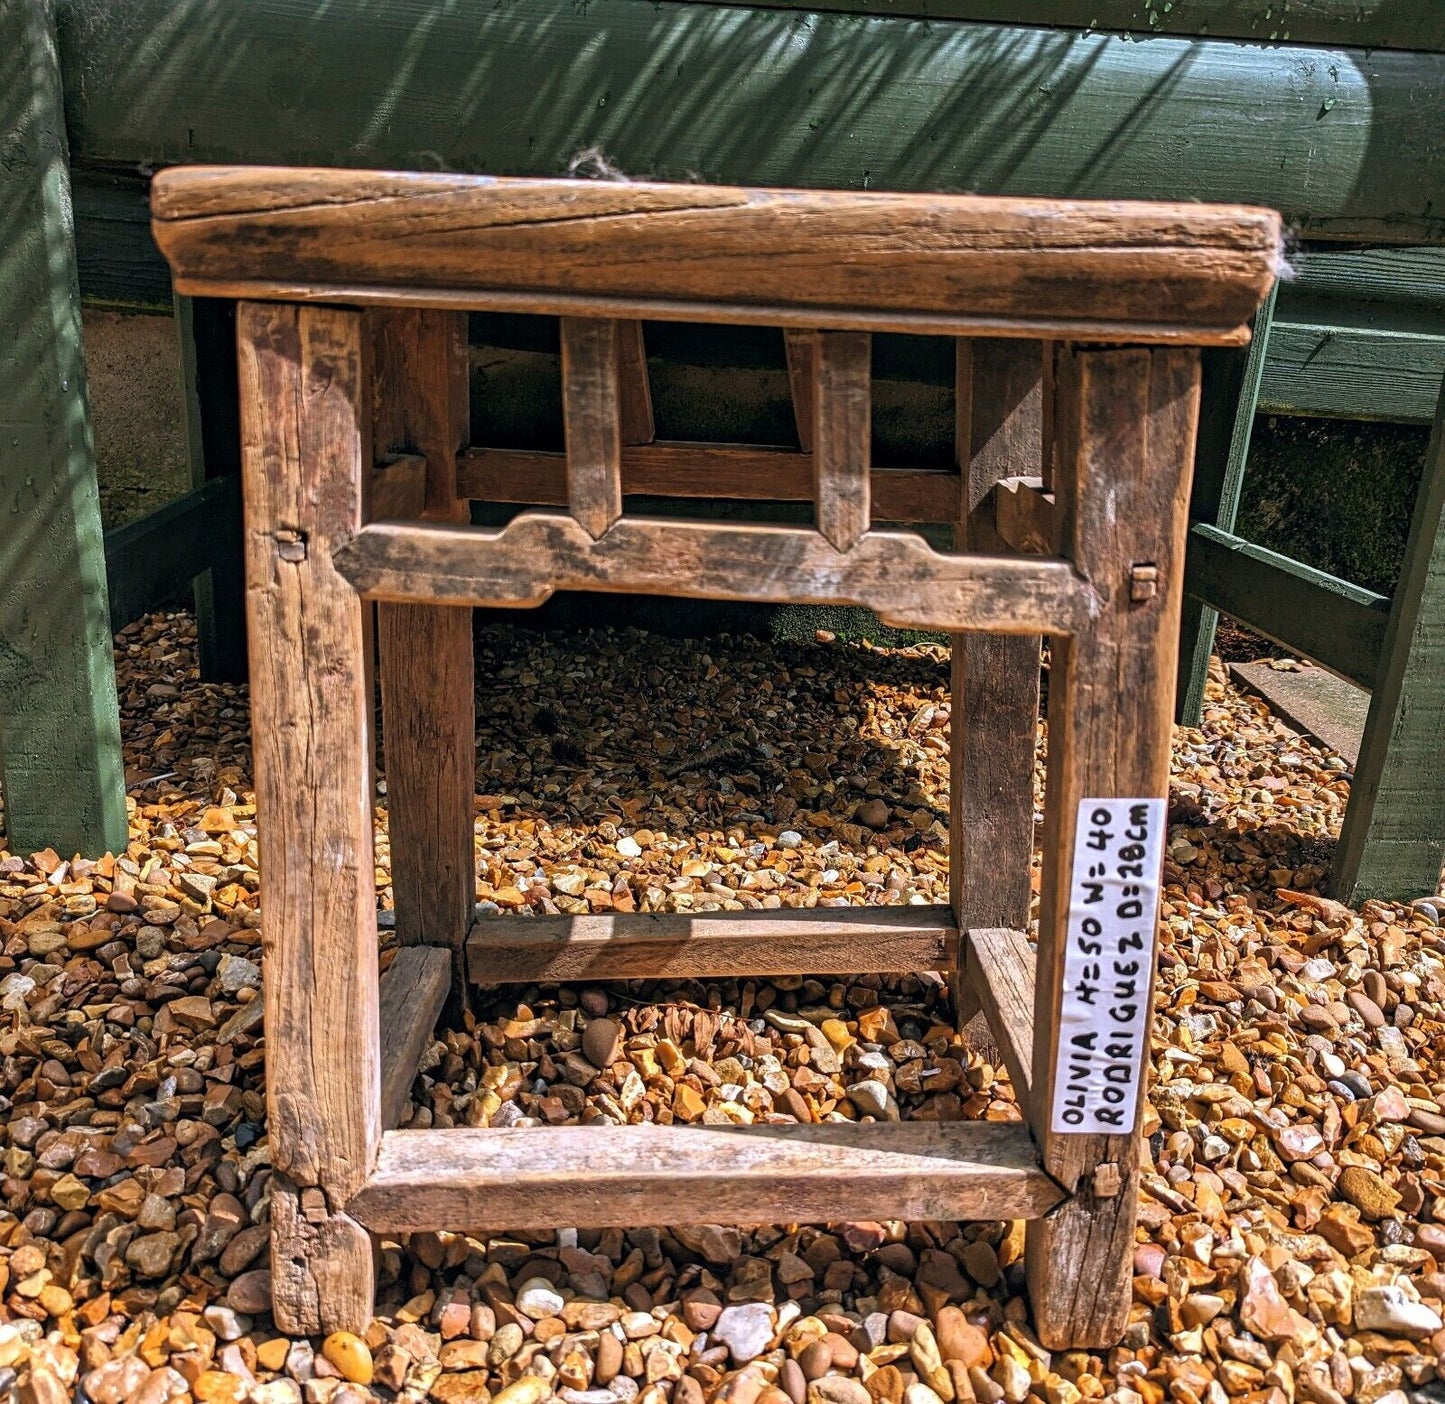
left=1049, top=797, right=1165, bottom=1136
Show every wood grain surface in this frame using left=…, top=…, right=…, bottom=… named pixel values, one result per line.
left=1025, top=344, right=1200, bottom=1349
left=151, top=167, right=1280, bottom=343
left=378, top=946, right=452, bottom=1130
left=237, top=301, right=379, bottom=1335
left=332, top=514, right=1094, bottom=634
left=456, top=446, right=959, bottom=524
left=466, top=906, right=957, bottom=984
left=347, top=1121, right=1064, bottom=1232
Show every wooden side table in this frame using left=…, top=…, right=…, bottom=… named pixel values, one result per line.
left=151, top=166, right=1278, bottom=1349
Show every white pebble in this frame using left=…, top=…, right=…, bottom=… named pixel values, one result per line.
left=516, top=1275, right=565, bottom=1320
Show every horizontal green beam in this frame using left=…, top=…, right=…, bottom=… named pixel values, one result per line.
left=1260, top=320, right=1445, bottom=423
left=57, top=0, right=1445, bottom=244
left=684, top=1, right=1445, bottom=51
left=1184, top=522, right=1390, bottom=687
left=1285, top=247, right=1445, bottom=314
left=103, top=475, right=240, bottom=631
left=74, top=169, right=171, bottom=310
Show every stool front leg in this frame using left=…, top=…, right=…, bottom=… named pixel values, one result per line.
left=1026, top=345, right=1200, bottom=1350
left=239, top=301, right=381, bottom=1335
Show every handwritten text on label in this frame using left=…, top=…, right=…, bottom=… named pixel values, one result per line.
left=1050, top=797, right=1165, bottom=1136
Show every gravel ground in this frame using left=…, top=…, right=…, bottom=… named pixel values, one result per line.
left=0, top=612, right=1441, bottom=1404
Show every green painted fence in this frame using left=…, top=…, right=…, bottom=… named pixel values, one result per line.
left=57, top=0, right=1445, bottom=243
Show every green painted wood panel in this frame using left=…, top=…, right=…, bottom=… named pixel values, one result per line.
left=56, top=0, right=1445, bottom=244
left=1334, top=380, right=1445, bottom=901
left=1260, top=321, right=1445, bottom=422
left=687, top=0, right=1445, bottom=51
left=1286, top=247, right=1445, bottom=311
left=103, top=475, right=240, bottom=632
left=1184, top=522, right=1390, bottom=688
left=0, top=0, right=127, bottom=857
left=73, top=169, right=172, bottom=311
left=1177, top=288, right=1278, bottom=726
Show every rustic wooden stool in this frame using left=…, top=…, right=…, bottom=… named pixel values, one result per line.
left=151, top=166, right=1278, bottom=1350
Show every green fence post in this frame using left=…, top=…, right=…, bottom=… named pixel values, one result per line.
left=1334, top=376, right=1445, bottom=902
left=0, top=0, right=127, bottom=855
left=1176, top=285, right=1278, bottom=726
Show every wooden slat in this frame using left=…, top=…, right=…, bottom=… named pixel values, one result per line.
left=1259, top=319, right=1445, bottom=425
left=467, top=906, right=956, bottom=984
left=347, top=1121, right=1064, bottom=1232
left=368, top=454, right=426, bottom=520
left=1184, top=522, right=1389, bottom=690
left=150, top=167, right=1281, bottom=343
left=457, top=445, right=959, bottom=523
left=333, top=515, right=1093, bottom=634
left=237, top=301, right=377, bottom=1335
left=617, top=320, right=655, bottom=445
left=1027, top=344, right=1200, bottom=1350
left=813, top=331, right=872, bottom=551
left=378, top=946, right=452, bottom=1130
left=1334, top=381, right=1445, bottom=902
left=1286, top=246, right=1445, bottom=312
left=987, top=476, right=1056, bottom=556
left=783, top=329, right=816, bottom=452
left=561, top=317, right=623, bottom=539
left=962, top=927, right=1037, bottom=1120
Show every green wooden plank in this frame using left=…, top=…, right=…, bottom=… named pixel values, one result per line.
left=1177, top=286, right=1278, bottom=726
left=56, top=0, right=1445, bottom=244
left=0, top=0, right=127, bottom=857
left=1260, top=321, right=1445, bottom=422
left=686, top=1, right=1445, bottom=51
left=1184, top=523, right=1390, bottom=688
left=1334, top=379, right=1445, bottom=902
left=103, top=475, right=241, bottom=632
left=1286, top=246, right=1445, bottom=312
left=72, top=168, right=171, bottom=311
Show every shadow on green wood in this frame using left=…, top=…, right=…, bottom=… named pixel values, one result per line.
left=56, top=0, right=1445, bottom=242
left=1334, top=379, right=1445, bottom=902
left=0, top=0, right=126, bottom=857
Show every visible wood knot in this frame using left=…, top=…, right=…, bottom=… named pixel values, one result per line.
left=1128, top=564, right=1158, bottom=603
left=1092, top=1162, right=1123, bottom=1198
left=274, top=529, right=308, bottom=563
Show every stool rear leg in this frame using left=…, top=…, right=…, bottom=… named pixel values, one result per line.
left=238, top=301, right=380, bottom=1335
left=1026, top=344, right=1199, bottom=1349
left=371, top=309, right=476, bottom=1006
left=951, top=340, right=1045, bottom=1036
